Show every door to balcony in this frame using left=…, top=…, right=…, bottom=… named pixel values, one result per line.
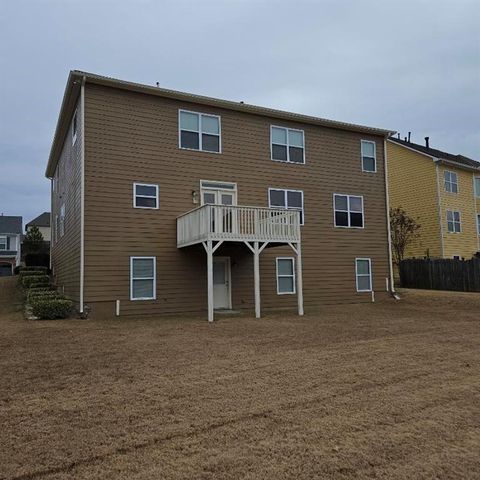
left=201, top=180, right=237, bottom=235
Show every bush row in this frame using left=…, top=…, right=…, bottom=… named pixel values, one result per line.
left=22, top=275, right=50, bottom=288
left=31, top=299, right=73, bottom=320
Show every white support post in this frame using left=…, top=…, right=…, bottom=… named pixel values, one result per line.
left=296, top=242, right=304, bottom=316
left=253, top=241, right=261, bottom=319
left=206, top=240, right=214, bottom=322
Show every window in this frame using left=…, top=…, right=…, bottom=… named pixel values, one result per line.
left=477, top=214, right=480, bottom=235
left=334, top=194, right=364, bottom=228
left=134, top=183, right=159, bottom=209
left=355, top=258, right=372, bottom=292
left=130, top=257, right=156, bottom=300
left=276, top=257, right=295, bottom=294
left=59, top=203, right=66, bottom=237
left=444, top=171, right=458, bottom=193
left=271, top=126, right=305, bottom=163
left=55, top=214, right=59, bottom=242
left=446, top=210, right=461, bottom=233
left=269, top=188, right=304, bottom=224
left=179, top=110, right=220, bottom=152
left=453, top=255, right=461, bottom=260
left=475, top=177, right=480, bottom=198
left=361, top=140, right=376, bottom=172
left=0, top=236, right=7, bottom=250
left=72, top=109, right=77, bottom=145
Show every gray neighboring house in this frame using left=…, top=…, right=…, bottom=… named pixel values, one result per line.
left=0, top=216, right=22, bottom=276
left=26, top=212, right=51, bottom=242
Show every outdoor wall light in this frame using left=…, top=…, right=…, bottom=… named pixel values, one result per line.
left=192, top=190, right=199, bottom=204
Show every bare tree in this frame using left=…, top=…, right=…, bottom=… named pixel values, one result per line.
left=390, top=207, right=421, bottom=264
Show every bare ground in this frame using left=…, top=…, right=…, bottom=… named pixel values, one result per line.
left=0, top=277, right=479, bottom=480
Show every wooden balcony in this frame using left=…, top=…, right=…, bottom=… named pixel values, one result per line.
left=177, top=204, right=301, bottom=248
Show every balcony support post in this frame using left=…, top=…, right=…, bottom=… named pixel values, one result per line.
left=203, top=240, right=214, bottom=322
left=253, top=241, right=260, bottom=318
left=288, top=241, right=304, bottom=316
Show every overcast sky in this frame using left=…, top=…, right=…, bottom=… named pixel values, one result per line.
left=0, top=0, right=479, bottom=225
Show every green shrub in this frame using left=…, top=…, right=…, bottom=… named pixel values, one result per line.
left=22, top=275, right=50, bottom=288
left=20, top=270, right=45, bottom=278
left=20, top=266, right=49, bottom=273
left=31, top=298, right=73, bottom=320
left=28, top=291, right=63, bottom=303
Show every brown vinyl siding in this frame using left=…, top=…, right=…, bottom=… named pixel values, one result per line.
left=51, top=100, right=82, bottom=301
left=81, top=83, right=390, bottom=317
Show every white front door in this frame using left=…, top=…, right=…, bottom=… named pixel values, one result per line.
left=213, top=257, right=231, bottom=309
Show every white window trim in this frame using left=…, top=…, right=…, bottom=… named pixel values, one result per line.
left=133, top=183, right=159, bottom=209
left=130, top=256, right=156, bottom=301
left=276, top=257, right=296, bottom=295
left=60, top=203, right=66, bottom=237
left=446, top=209, right=462, bottom=233
left=474, top=176, right=480, bottom=198
left=268, top=188, right=304, bottom=225
left=361, top=140, right=377, bottom=173
left=444, top=170, right=458, bottom=194
left=333, top=193, right=365, bottom=229
left=355, top=258, right=372, bottom=292
left=178, top=109, right=222, bottom=154
left=270, top=125, right=305, bottom=164
left=0, top=236, right=7, bottom=250
left=72, top=109, right=78, bottom=146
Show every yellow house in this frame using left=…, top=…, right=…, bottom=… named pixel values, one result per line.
left=387, top=137, right=480, bottom=259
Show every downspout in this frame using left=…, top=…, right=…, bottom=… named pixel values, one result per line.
left=79, top=76, right=86, bottom=313
left=49, top=179, right=52, bottom=271
left=383, top=138, right=398, bottom=298
left=434, top=160, right=445, bottom=258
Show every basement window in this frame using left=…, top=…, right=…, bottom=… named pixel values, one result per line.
left=134, top=183, right=159, bottom=209
left=276, top=257, right=296, bottom=294
left=444, top=171, right=458, bottom=193
left=179, top=110, right=221, bottom=153
left=446, top=210, right=461, bottom=233
left=130, top=257, right=156, bottom=300
left=355, top=258, right=372, bottom=292
left=361, top=140, right=376, bottom=172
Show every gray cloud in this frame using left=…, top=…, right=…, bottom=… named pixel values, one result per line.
left=1, top=0, right=479, bottom=225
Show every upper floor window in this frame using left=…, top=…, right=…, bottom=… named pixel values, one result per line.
left=72, top=110, right=78, bottom=145
left=133, top=183, right=159, bottom=209
left=444, top=171, right=458, bottom=193
left=269, top=188, right=304, bottom=224
left=334, top=194, right=364, bottom=228
left=179, top=110, right=221, bottom=153
left=361, top=140, right=376, bottom=172
left=355, top=258, right=372, bottom=292
left=0, top=236, right=7, bottom=250
left=60, top=203, right=66, bottom=237
left=271, top=126, right=305, bottom=164
left=130, top=257, right=156, bottom=300
left=477, top=214, right=480, bottom=235
left=446, top=210, right=461, bottom=233
left=475, top=177, right=480, bottom=197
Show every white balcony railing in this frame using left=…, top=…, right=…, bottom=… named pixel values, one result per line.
left=177, top=204, right=300, bottom=247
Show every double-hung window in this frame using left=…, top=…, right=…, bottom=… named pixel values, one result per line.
left=446, top=210, right=461, bottom=233
left=134, top=183, right=159, bottom=209
left=444, top=171, right=458, bottom=193
left=179, top=110, right=221, bottom=152
left=334, top=194, right=364, bottom=228
left=130, top=257, right=156, bottom=300
left=269, top=188, right=304, bottom=224
left=361, top=140, right=376, bottom=172
left=271, top=126, right=305, bottom=163
left=477, top=214, right=480, bottom=235
left=276, top=257, right=295, bottom=294
left=355, top=258, right=372, bottom=292
left=0, top=236, right=7, bottom=250
left=60, top=203, right=66, bottom=237
left=475, top=177, right=480, bottom=198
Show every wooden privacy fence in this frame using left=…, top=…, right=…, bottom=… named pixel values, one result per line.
left=399, top=258, right=480, bottom=292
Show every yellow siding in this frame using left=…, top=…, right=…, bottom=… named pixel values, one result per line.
left=438, top=166, right=478, bottom=258
left=387, top=142, right=441, bottom=258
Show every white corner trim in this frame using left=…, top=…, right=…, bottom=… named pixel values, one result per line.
left=383, top=138, right=394, bottom=291
left=79, top=77, right=86, bottom=313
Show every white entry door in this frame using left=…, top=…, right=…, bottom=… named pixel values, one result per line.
left=213, top=257, right=231, bottom=309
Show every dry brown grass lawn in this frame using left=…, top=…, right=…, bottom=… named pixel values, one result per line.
left=0, top=277, right=479, bottom=480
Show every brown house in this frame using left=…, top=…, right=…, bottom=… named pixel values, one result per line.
left=46, top=71, right=394, bottom=320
